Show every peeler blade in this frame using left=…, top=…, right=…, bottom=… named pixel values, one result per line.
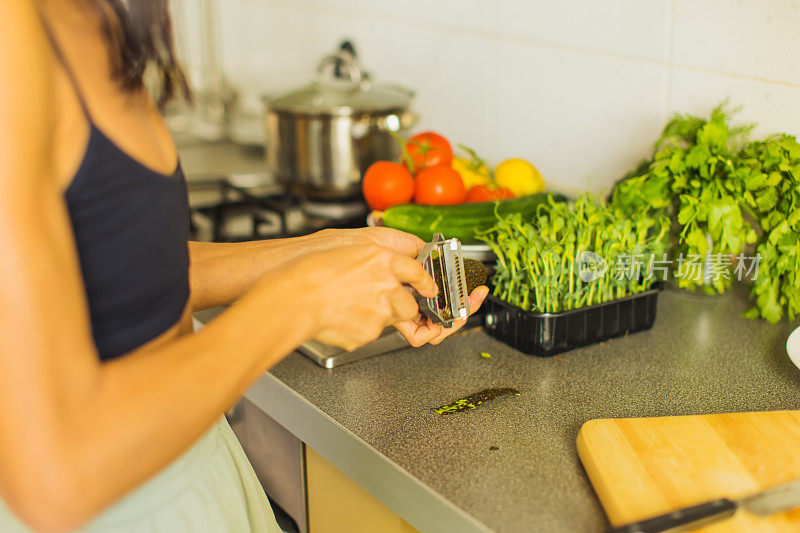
left=414, top=233, right=470, bottom=328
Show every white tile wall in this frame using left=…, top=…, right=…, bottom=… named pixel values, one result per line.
left=492, top=42, right=666, bottom=195
left=301, top=0, right=496, bottom=33
left=495, top=0, right=672, bottom=61
left=174, top=0, right=800, bottom=194
left=669, top=67, right=800, bottom=139
left=672, top=0, right=800, bottom=86
left=219, top=2, right=318, bottom=95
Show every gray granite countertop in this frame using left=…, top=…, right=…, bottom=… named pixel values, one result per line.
left=240, top=284, right=800, bottom=533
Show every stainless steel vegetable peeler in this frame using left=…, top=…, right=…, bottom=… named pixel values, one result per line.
left=414, top=232, right=470, bottom=328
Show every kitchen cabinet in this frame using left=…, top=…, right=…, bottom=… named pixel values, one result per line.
left=230, top=399, right=418, bottom=533
left=306, top=446, right=417, bottom=533
left=228, top=398, right=308, bottom=533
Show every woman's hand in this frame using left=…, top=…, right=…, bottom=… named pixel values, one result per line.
left=287, top=244, right=437, bottom=352
left=394, top=286, right=489, bottom=347
left=337, top=227, right=490, bottom=347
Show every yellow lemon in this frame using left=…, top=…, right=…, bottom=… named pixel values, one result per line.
left=494, top=158, right=545, bottom=196
left=452, top=158, right=491, bottom=190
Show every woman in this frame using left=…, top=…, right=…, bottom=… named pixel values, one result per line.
left=0, top=1, right=488, bottom=531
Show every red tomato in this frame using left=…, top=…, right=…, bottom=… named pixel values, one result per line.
left=405, top=132, right=453, bottom=172
left=362, top=161, right=415, bottom=211
left=465, top=185, right=516, bottom=203
left=414, top=166, right=466, bottom=205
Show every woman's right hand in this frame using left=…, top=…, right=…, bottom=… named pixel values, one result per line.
left=284, top=244, right=437, bottom=351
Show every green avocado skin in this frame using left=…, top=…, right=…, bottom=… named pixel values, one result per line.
left=431, top=258, right=488, bottom=313
left=464, top=258, right=488, bottom=293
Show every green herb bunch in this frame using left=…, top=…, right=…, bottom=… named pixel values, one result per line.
left=611, top=104, right=757, bottom=294
left=480, top=194, right=669, bottom=313
left=735, top=135, right=800, bottom=323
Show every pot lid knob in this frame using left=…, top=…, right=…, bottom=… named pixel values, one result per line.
left=316, top=53, right=366, bottom=87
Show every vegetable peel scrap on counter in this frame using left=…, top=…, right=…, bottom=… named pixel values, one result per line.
left=433, top=388, right=520, bottom=415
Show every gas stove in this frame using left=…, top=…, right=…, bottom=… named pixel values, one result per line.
left=187, top=173, right=369, bottom=243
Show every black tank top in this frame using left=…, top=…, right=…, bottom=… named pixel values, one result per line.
left=42, top=21, right=191, bottom=361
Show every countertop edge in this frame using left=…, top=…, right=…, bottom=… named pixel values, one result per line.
left=245, top=371, right=492, bottom=533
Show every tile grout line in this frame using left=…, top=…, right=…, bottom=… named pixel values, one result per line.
left=670, top=63, right=800, bottom=90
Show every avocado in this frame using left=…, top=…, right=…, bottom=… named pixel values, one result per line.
left=464, top=258, right=488, bottom=293
left=430, top=257, right=488, bottom=317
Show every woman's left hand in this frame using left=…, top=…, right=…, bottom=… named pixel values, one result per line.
left=344, top=227, right=490, bottom=347
left=394, top=285, right=489, bottom=347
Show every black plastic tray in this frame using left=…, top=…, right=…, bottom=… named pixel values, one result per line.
left=482, top=287, right=660, bottom=357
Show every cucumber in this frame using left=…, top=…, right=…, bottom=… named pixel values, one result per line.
left=382, top=193, right=565, bottom=243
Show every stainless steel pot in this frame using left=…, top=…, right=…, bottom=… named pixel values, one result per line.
left=264, top=53, right=416, bottom=199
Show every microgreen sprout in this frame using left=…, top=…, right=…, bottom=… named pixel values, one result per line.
left=479, top=194, right=669, bottom=313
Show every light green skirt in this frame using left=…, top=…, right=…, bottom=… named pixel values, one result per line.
left=0, top=417, right=282, bottom=532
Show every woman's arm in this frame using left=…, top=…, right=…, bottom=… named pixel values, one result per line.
left=188, top=233, right=343, bottom=310
left=188, top=227, right=428, bottom=311
left=189, top=229, right=489, bottom=346
left=189, top=228, right=489, bottom=345
left=0, top=4, right=434, bottom=531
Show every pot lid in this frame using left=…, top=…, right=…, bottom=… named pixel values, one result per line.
left=267, top=54, right=414, bottom=116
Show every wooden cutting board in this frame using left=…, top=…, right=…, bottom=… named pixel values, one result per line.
left=576, top=411, right=800, bottom=532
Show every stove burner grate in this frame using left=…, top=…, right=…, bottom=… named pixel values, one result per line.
left=188, top=179, right=368, bottom=242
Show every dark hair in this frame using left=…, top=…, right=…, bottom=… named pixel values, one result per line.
left=94, top=0, right=189, bottom=107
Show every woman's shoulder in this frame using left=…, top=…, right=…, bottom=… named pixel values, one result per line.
left=1, top=0, right=51, bottom=54
left=0, top=0, right=59, bottom=184
left=1, top=0, right=57, bottom=94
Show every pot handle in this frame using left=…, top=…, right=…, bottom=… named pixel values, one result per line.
left=317, top=54, right=363, bottom=85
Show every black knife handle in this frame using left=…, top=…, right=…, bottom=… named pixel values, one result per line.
left=608, top=498, right=737, bottom=533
